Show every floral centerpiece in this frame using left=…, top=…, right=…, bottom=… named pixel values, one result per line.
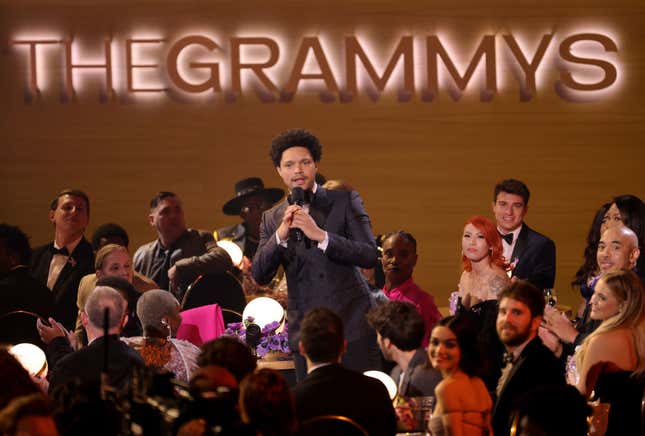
left=224, top=317, right=290, bottom=358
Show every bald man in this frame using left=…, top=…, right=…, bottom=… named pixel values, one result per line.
left=541, top=225, right=641, bottom=357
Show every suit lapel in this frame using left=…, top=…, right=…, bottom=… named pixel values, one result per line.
left=310, top=187, right=331, bottom=230
left=33, top=244, right=54, bottom=284
left=511, top=225, right=530, bottom=262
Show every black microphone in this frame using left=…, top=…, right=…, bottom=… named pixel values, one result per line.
left=245, top=323, right=262, bottom=355
left=289, top=187, right=305, bottom=242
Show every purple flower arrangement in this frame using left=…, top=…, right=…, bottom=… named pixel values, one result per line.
left=224, top=317, right=290, bottom=358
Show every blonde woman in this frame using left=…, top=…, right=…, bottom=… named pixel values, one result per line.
left=575, top=269, right=645, bottom=435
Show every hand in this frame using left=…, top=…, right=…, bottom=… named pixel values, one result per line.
left=290, top=209, right=326, bottom=242
left=543, top=305, right=578, bottom=344
left=37, top=317, right=68, bottom=345
left=276, top=205, right=301, bottom=241
left=538, top=326, right=563, bottom=356
left=168, top=265, right=177, bottom=283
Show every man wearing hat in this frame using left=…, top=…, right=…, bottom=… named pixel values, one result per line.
left=215, top=177, right=284, bottom=260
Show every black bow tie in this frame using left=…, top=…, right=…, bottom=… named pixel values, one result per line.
left=502, top=351, right=515, bottom=366
left=50, top=246, right=69, bottom=256
left=499, top=232, right=513, bottom=245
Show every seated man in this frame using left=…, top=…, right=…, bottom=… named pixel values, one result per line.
left=43, top=286, right=144, bottom=393
left=134, top=192, right=232, bottom=301
left=541, top=225, right=641, bottom=358
left=0, top=224, right=54, bottom=346
left=381, top=231, right=441, bottom=346
left=293, top=307, right=396, bottom=436
left=30, top=189, right=95, bottom=330
left=367, top=301, right=442, bottom=397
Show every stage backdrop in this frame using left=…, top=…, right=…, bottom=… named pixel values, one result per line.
left=2, top=0, right=644, bottom=310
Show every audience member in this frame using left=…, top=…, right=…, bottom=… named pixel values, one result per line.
left=44, top=286, right=143, bottom=393
left=492, top=179, right=556, bottom=290
left=542, top=226, right=641, bottom=357
left=493, top=280, right=565, bottom=436
left=197, top=336, right=257, bottom=383
left=456, top=215, right=509, bottom=390
left=0, top=394, right=58, bottom=436
left=252, top=129, right=378, bottom=381
left=367, top=301, right=441, bottom=397
left=602, top=194, right=645, bottom=280
left=122, top=289, right=200, bottom=382
left=574, top=270, right=645, bottom=435
left=134, top=191, right=232, bottom=301
left=217, top=177, right=284, bottom=260
left=75, top=244, right=157, bottom=342
left=293, top=307, right=396, bottom=436
left=510, top=385, right=590, bottom=436
left=90, top=222, right=129, bottom=251
left=95, top=276, right=143, bottom=338
left=239, top=369, right=297, bottom=436
left=427, top=315, right=493, bottom=436
left=30, top=189, right=95, bottom=330
left=0, top=224, right=54, bottom=346
left=381, top=231, right=441, bottom=346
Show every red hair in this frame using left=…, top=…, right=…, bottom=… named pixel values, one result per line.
left=461, top=215, right=508, bottom=272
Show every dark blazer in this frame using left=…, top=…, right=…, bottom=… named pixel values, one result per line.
left=47, top=334, right=144, bottom=393
left=30, top=239, right=95, bottom=330
left=294, top=363, right=397, bottom=436
left=510, top=224, right=556, bottom=290
left=0, top=266, right=55, bottom=346
left=492, top=336, right=565, bottom=436
left=390, top=348, right=442, bottom=398
left=252, top=188, right=377, bottom=350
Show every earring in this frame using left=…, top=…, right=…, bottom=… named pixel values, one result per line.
left=160, top=318, right=171, bottom=339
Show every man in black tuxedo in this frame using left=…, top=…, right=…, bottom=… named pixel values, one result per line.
left=293, top=308, right=396, bottom=436
left=493, top=280, right=565, bottom=436
left=0, top=224, right=54, bottom=346
left=30, top=189, right=95, bottom=330
left=252, top=129, right=378, bottom=381
left=43, top=286, right=143, bottom=393
left=492, top=179, right=556, bottom=290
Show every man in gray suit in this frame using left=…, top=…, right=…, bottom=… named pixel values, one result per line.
left=252, top=128, right=378, bottom=381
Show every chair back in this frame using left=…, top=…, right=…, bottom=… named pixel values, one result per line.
left=176, top=304, right=225, bottom=347
left=181, top=272, right=246, bottom=325
left=0, top=310, right=46, bottom=350
left=300, top=415, right=368, bottom=436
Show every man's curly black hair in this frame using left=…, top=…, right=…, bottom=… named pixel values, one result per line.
left=269, top=129, right=322, bottom=167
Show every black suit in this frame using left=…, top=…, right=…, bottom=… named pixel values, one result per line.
left=294, top=363, right=397, bottom=436
left=510, top=225, right=556, bottom=290
left=30, top=239, right=94, bottom=330
left=252, top=188, right=378, bottom=377
left=47, top=335, right=144, bottom=393
left=492, top=336, right=565, bottom=436
left=0, top=266, right=55, bottom=347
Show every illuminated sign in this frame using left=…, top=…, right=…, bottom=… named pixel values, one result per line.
left=9, top=31, right=620, bottom=102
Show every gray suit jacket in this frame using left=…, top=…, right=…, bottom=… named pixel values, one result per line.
left=252, top=187, right=377, bottom=348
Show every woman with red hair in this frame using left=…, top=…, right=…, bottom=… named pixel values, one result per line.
left=456, top=215, right=510, bottom=391
left=458, top=215, right=509, bottom=307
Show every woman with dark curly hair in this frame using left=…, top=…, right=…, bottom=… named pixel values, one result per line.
left=427, top=316, right=493, bottom=436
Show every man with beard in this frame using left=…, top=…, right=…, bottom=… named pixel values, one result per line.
left=492, top=280, right=565, bottom=436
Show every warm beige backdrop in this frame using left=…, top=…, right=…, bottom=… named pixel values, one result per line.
left=2, top=1, right=644, bottom=310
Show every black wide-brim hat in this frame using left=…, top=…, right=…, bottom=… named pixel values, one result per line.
left=222, top=177, right=285, bottom=215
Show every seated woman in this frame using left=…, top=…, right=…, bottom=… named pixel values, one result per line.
left=75, top=244, right=157, bottom=344
left=456, top=215, right=509, bottom=390
left=575, top=269, right=645, bottom=435
left=427, top=315, right=493, bottom=436
left=122, top=290, right=199, bottom=383
left=458, top=216, right=509, bottom=307
left=381, top=230, right=441, bottom=346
